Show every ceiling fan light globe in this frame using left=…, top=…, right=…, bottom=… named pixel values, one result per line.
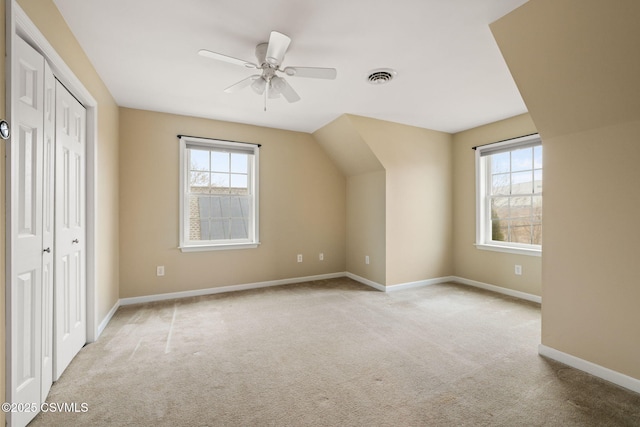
left=271, top=76, right=285, bottom=91
left=251, top=77, right=266, bottom=95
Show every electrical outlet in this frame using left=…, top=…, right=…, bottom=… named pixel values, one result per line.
left=365, top=255, right=370, bottom=265
left=515, top=265, right=522, bottom=276
left=297, top=254, right=303, bottom=263
left=157, top=266, right=165, bottom=276
left=319, top=253, right=324, bottom=261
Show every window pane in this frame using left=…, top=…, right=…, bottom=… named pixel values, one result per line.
left=510, top=196, right=532, bottom=219
left=534, top=170, right=543, bottom=193
left=491, top=152, right=510, bottom=174
left=189, top=217, right=203, bottom=240
left=534, top=146, right=543, bottom=169
left=190, top=171, right=209, bottom=189
left=211, top=152, right=229, bottom=172
left=229, top=196, right=244, bottom=218
left=532, top=195, right=542, bottom=221
left=181, top=138, right=258, bottom=248
left=532, top=223, right=542, bottom=245
left=238, top=196, right=250, bottom=215
left=211, top=173, right=230, bottom=191
left=190, top=149, right=209, bottom=171
left=210, top=196, right=230, bottom=218
left=230, top=173, right=248, bottom=190
left=511, top=171, right=533, bottom=194
left=491, top=197, right=509, bottom=220
left=210, top=219, right=229, bottom=240
left=230, top=218, right=249, bottom=239
left=511, top=219, right=532, bottom=244
left=491, top=173, right=510, bottom=195
left=188, top=194, right=201, bottom=220
left=476, top=136, right=542, bottom=251
left=196, top=195, right=211, bottom=219
left=230, top=153, right=248, bottom=173
left=511, top=147, right=533, bottom=172
left=491, top=219, right=508, bottom=242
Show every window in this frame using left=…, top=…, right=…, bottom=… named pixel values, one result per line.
left=475, top=134, right=542, bottom=256
left=179, top=136, right=259, bottom=251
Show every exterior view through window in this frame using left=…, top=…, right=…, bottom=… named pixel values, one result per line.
left=179, top=136, right=259, bottom=251
left=188, top=149, right=250, bottom=240
left=476, top=134, right=542, bottom=255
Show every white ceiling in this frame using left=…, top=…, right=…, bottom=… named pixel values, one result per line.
left=52, top=0, right=529, bottom=134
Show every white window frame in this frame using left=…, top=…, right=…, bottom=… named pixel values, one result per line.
left=475, top=133, right=542, bottom=257
left=179, top=136, right=260, bottom=252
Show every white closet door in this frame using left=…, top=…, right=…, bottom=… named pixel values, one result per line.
left=54, top=79, right=87, bottom=380
left=41, top=61, right=56, bottom=401
left=9, top=35, right=45, bottom=427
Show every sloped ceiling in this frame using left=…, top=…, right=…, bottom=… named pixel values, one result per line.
left=313, top=115, right=383, bottom=177
left=490, top=0, right=640, bottom=138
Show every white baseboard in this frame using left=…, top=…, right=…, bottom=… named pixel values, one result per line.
left=345, top=272, right=385, bottom=291
left=96, top=300, right=120, bottom=339
left=386, top=276, right=456, bottom=292
left=539, top=344, right=640, bottom=394
left=452, top=276, right=542, bottom=303
left=346, top=273, right=456, bottom=292
left=119, top=272, right=346, bottom=306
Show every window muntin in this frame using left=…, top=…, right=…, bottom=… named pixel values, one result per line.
left=179, top=137, right=259, bottom=251
left=476, top=134, right=542, bottom=255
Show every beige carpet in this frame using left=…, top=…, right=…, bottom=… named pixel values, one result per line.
left=31, top=278, right=640, bottom=426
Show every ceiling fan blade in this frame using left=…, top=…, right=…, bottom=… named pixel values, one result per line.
left=198, top=49, right=257, bottom=68
left=265, top=31, right=291, bottom=66
left=283, top=66, right=337, bottom=79
left=224, top=75, right=261, bottom=93
left=271, top=76, right=300, bottom=103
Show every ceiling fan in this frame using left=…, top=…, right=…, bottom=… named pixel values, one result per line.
left=199, top=31, right=337, bottom=111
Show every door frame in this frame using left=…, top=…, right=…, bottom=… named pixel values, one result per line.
left=5, top=0, right=98, bottom=420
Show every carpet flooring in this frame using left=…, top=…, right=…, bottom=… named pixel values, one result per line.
left=30, top=277, right=640, bottom=426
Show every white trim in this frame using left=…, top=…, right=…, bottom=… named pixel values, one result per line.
left=538, top=344, right=640, bottom=394
left=347, top=273, right=542, bottom=303
left=97, top=300, right=120, bottom=338
left=119, top=272, right=346, bottom=306
left=179, top=136, right=259, bottom=251
left=179, top=242, right=260, bottom=252
left=346, top=272, right=386, bottom=291
left=345, top=273, right=456, bottom=293
left=475, top=243, right=542, bottom=257
left=475, top=133, right=543, bottom=254
left=452, top=276, right=542, bottom=303
left=385, top=276, right=456, bottom=292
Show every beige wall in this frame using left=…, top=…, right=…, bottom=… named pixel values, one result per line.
left=348, top=115, right=453, bottom=286
left=118, top=108, right=346, bottom=298
left=346, top=171, right=386, bottom=284
left=313, top=115, right=386, bottom=285
left=452, top=113, right=541, bottom=295
left=492, top=0, right=640, bottom=380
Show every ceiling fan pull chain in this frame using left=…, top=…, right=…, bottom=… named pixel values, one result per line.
left=264, top=80, right=268, bottom=112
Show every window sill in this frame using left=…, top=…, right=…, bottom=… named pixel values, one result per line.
left=179, top=242, right=260, bottom=252
left=475, top=243, right=541, bottom=257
